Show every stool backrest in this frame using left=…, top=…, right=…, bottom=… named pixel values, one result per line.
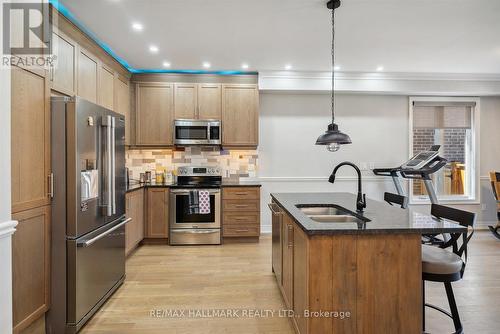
left=490, top=172, right=500, bottom=216
left=384, top=192, right=408, bottom=209
left=431, top=204, right=475, bottom=276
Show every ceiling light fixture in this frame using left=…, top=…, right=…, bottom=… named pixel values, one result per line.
left=334, top=65, right=341, bottom=71
left=315, top=0, right=352, bottom=152
left=132, top=22, right=143, bottom=32
left=162, top=61, right=171, bottom=68
left=149, top=45, right=159, bottom=53
left=242, top=63, right=249, bottom=70
left=376, top=66, right=384, bottom=71
left=202, top=62, right=211, bottom=69
left=285, top=64, right=292, bottom=70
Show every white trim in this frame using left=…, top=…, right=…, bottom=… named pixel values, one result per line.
left=0, top=220, right=17, bottom=240
left=408, top=97, right=481, bottom=205
left=258, top=71, right=500, bottom=96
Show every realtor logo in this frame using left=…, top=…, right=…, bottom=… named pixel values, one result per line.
left=3, top=2, right=51, bottom=54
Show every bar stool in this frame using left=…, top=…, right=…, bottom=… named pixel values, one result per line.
left=422, top=204, right=475, bottom=334
left=488, top=171, right=500, bottom=239
left=383, top=192, right=408, bottom=208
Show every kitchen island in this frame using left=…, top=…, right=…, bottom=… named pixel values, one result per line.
left=269, top=192, right=466, bottom=334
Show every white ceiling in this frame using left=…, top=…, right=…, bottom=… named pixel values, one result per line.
left=60, top=0, right=500, bottom=74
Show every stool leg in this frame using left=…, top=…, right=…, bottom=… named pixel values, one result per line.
left=444, top=282, right=462, bottom=333
left=422, top=280, right=426, bottom=332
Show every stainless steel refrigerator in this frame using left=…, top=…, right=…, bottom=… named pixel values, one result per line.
left=47, top=96, right=129, bottom=334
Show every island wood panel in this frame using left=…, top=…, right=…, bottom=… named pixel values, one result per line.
left=174, top=83, right=197, bottom=119
left=99, top=64, right=115, bottom=110
left=198, top=83, right=222, bottom=119
left=11, top=65, right=51, bottom=213
left=11, top=205, right=50, bottom=333
left=282, top=214, right=294, bottom=309
left=356, top=234, right=422, bottom=334
left=135, top=83, right=174, bottom=146
left=146, top=188, right=169, bottom=238
left=292, top=225, right=309, bottom=334
left=50, top=29, right=77, bottom=95
left=222, top=84, right=259, bottom=147
left=77, top=47, right=98, bottom=103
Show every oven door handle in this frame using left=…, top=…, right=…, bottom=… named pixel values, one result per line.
left=171, top=229, right=219, bottom=234
left=170, top=189, right=220, bottom=194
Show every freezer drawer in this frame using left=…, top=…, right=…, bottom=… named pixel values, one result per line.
left=67, top=217, right=129, bottom=329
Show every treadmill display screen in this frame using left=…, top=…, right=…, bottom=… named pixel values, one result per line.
left=402, top=151, right=439, bottom=170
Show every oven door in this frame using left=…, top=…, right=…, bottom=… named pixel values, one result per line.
left=170, top=189, right=221, bottom=229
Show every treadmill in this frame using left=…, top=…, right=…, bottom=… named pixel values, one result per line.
left=373, top=145, right=448, bottom=205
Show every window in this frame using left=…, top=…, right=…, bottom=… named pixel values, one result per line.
left=409, top=97, right=479, bottom=203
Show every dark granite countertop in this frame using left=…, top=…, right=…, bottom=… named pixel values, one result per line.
left=126, top=180, right=261, bottom=193
left=271, top=192, right=467, bottom=236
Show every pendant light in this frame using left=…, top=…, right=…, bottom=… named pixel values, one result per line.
left=315, top=0, right=352, bottom=152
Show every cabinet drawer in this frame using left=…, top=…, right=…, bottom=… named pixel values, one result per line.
left=223, top=212, right=260, bottom=225
left=223, top=200, right=260, bottom=212
left=223, top=224, right=260, bottom=237
left=223, top=187, right=260, bottom=200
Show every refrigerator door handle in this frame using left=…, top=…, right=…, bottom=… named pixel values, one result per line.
left=103, top=115, right=113, bottom=216
left=111, top=116, right=116, bottom=215
left=77, top=218, right=132, bottom=247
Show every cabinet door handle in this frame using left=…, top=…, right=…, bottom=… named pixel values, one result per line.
left=234, top=192, right=248, bottom=196
left=268, top=203, right=282, bottom=215
left=234, top=204, right=249, bottom=208
left=48, top=173, right=54, bottom=198
left=287, top=225, right=293, bottom=248
left=236, top=229, right=249, bottom=232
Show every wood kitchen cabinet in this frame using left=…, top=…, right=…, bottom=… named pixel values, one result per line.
left=126, top=189, right=144, bottom=255
left=222, top=84, right=259, bottom=147
left=174, top=83, right=222, bottom=120
left=99, top=64, right=115, bottom=110
left=136, top=83, right=174, bottom=146
left=11, top=205, right=51, bottom=333
left=77, top=47, right=99, bottom=103
left=270, top=201, right=283, bottom=285
left=281, top=213, right=294, bottom=309
left=11, top=65, right=51, bottom=214
left=50, top=28, right=77, bottom=95
left=222, top=187, right=261, bottom=238
left=146, top=188, right=169, bottom=238
left=114, top=74, right=131, bottom=144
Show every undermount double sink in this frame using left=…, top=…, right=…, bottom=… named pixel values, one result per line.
left=296, top=204, right=370, bottom=224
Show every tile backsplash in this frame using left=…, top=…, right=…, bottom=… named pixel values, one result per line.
left=126, top=147, right=258, bottom=181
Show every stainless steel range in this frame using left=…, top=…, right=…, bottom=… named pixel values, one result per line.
left=169, top=166, right=222, bottom=245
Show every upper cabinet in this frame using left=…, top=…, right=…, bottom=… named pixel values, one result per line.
left=198, top=83, right=222, bottom=119
left=11, top=65, right=51, bottom=214
left=99, top=64, right=115, bottom=110
left=222, top=84, right=259, bottom=147
left=115, top=75, right=131, bottom=144
left=50, top=29, right=77, bottom=95
left=174, top=83, right=222, bottom=120
left=136, top=83, right=174, bottom=146
left=174, top=83, right=197, bottom=119
left=77, top=48, right=99, bottom=103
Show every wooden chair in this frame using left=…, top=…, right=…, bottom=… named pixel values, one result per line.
left=422, top=204, right=475, bottom=334
left=489, top=172, right=500, bottom=239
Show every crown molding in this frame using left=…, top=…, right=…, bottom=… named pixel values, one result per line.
left=259, top=71, right=500, bottom=96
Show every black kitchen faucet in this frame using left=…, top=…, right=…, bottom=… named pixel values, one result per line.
left=329, top=161, right=367, bottom=212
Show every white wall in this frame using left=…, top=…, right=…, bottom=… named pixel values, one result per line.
left=0, top=1, right=14, bottom=332
left=257, top=92, right=500, bottom=232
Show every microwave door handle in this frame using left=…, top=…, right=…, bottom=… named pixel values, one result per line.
left=111, top=117, right=116, bottom=215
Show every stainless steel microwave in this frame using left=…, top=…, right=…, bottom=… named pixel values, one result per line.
left=173, top=119, right=221, bottom=145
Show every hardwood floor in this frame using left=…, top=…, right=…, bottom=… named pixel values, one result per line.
left=81, top=231, right=499, bottom=334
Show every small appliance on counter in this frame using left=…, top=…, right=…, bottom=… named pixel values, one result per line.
left=169, top=166, right=222, bottom=245
left=173, top=119, right=221, bottom=145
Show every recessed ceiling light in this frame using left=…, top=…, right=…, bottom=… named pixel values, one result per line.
left=376, top=66, right=384, bottom=71
left=334, top=65, right=341, bottom=71
left=149, top=45, right=159, bottom=53
left=131, top=22, right=143, bottom=32
left=285, top=64, right=292, bottom=70
left=202, top=62, right=211, bottom=69
left=162, top=61, right=171, bottom=68
left=241, top=63, right=249, bottom=70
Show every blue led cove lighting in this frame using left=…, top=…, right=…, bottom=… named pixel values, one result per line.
left=48, top=0, right=258, bottom=76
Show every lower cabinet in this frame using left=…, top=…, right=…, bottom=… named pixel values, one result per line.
left=281, top=213, right=294, bottom=309
left=146, top=188, right=169, bottom=238
left=11, top=205, right=51, bottom=333
left=125, top=189, right=144, bottom=255
left=222, top=186, right=261, bottom=238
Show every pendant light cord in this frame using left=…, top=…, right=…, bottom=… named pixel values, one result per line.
left=331, top=5, right=336, bottom=125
